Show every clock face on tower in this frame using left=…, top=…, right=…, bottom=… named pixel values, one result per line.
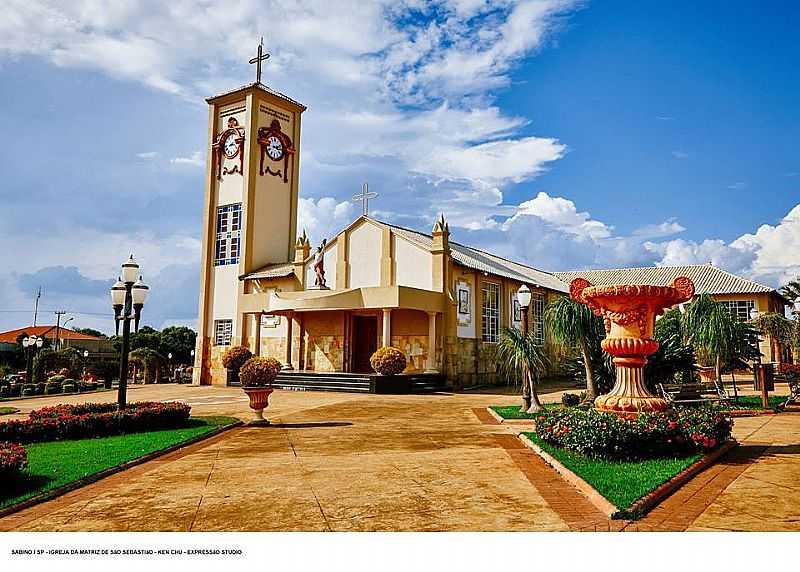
left=266, top=135, right=284, bottom=160
left=257, top=119, right=295, bottom=183
left=223, top=133, right=239, bottom=159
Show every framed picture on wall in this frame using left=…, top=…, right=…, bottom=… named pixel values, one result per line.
left=458, top=288, right=470, bottom=315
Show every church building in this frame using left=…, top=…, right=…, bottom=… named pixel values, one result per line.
left=192, top=75, right=791, bottom=390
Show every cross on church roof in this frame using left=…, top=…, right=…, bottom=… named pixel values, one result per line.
left=352, top=182, right=378, bottom=216
left=249, top=37, right=270, bottom=84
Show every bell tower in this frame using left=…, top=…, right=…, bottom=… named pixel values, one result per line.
left=193, top=43, right=307, bottom=385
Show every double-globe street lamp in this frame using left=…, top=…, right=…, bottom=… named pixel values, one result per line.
left=516, top=284, right=532, bottom=410
left=22, top=335, right=45, bottom=384
left=110, top=255, right=150, bottom=409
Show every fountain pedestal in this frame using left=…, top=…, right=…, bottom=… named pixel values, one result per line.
left=570, top=277, right=696, bottom=415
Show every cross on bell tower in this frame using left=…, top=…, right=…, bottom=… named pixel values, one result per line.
left=249, top=37, right=270, bottom=84
left=352, top=182, right=378, bottom=216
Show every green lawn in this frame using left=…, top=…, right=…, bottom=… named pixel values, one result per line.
left=523, top=432, right=701, bottom=512
left=0, top=416, right=238, bottom=510
left=490, top=404, right=558, bottom=419
left=0, top=406, right=19, bottom=415
left=719, top=395, right=788, bottom=411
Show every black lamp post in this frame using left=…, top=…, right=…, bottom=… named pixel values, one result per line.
left=110, top=255, right=149, bottom=409
left=22, top=335, right=44, bottom=384
left=517, top=283, right=532, bottom=411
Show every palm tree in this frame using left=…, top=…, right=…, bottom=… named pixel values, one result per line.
left=781, top=278, right=800, bottom=302
left=750, top=311, right=793, bottom=363
left=545, top=296, right=604, bottom=402
left=681, top=293, right=736, bottom=382
left=496, top=327, right=549, bottom=413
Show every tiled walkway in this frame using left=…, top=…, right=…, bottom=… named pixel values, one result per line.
left=0, top=385, right=798, bottom=531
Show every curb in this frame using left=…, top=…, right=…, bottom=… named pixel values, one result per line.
left=517, top=433, right=738, bottom=520
left=726, top=409, right=777, bottom=417
left=624, top=439, right=738, bottom=518
left=486, top=407, right=536, bottom=425
left=519, top=433, right=618, bottom=517
left=0, top=419, right=242, bottom=520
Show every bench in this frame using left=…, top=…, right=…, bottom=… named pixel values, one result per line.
left=658, top=381, right=731, bottom=405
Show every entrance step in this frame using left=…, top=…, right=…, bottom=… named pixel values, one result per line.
left=272, top=372, right=449, bottom=394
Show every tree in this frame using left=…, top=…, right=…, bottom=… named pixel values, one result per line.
left=158, top=326, right=197, bottom=363
left=647, top=309, right=697, bottom=388
left=73, top=327, right=105, bottom=338
left=128, top=348, right=167, bottom=384
left=681, top=294, right=737, bottom=382
left=545, top=296, right=605, bottom=402
left=496, top=327, right=549, bottom=413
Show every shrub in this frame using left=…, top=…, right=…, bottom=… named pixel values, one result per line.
left=239, top=357, right=281, bottom=387
left=221, top=346, right=253, bottom=371
left=0, top=401, right=192, bottom=445
left=47, top=374, right=66, bottom=384
left=561, top=393, right=581, bottom=407
left=62, top=383, right=76, bottom=393
left=370, top=347, right=407, bottom=376
left=44, top=383, right=63, bottom=395
left=0, top=442, right=27, bottom=481
left=57, top=368, right=70, bottom=377
left=35, top=383, right=45, bottom=395
left=533, top=406, right=733, bottom=461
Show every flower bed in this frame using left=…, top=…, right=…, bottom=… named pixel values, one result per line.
left=0, top=442, right=28, bottom=482
left=0, top=401, right=192, bottom=445
left=532, top=406, right=732, bottom=461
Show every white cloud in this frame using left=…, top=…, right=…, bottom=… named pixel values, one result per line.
left=632, top=219, right=686, bottom=239
left=137, top=151, right=158, bottom=160
left=297, top=197, right=356, bottom=245
left=170, top=151, right=204, bottom=167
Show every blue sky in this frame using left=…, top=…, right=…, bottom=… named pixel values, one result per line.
left=1, top=0, right=798, bottom=334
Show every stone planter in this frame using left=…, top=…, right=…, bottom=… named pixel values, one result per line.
left=243, top=386, right=273, bottom=425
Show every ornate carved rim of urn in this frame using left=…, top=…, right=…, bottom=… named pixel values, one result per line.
left=242, top=387, right=274, bottom=426
left=570, top=276, right=696, bottom=416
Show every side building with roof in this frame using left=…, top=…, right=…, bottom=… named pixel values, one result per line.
left=555, top=265, right=791, bottom=363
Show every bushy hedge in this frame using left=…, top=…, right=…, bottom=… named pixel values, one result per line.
left=239, top=357, right=281, bottom=387
left=533, top=406, right=732, bottom=461
left=221, top=346, right=253, bottom=371
left=0, top=401, right=191, bottom=445
left=0, top=442, right=28, bottom=481
left=370, top=347, right=407, bottom=375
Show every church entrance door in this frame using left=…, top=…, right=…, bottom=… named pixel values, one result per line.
left=352, top=315, right=378, bottom=373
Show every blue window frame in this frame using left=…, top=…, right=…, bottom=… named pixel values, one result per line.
left=214, top=203, right=241, bottom=266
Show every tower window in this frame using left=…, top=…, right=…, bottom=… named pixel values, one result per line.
left=213, top=319, right=233, bottom=346
left=214, top=203, right=242, bottom=266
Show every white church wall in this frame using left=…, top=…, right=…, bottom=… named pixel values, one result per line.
left=210, top=265, right=239, bottom=335
left=394, top=236, right=433, bottom=291
left=305, top=242, right=337, bottom=290
left=348, top=222, right=382, bottom=288
left=250, top=102, right=298, bottom=268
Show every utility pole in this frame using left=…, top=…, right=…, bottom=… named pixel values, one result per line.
left=54, top=310, right=67, bottom=351
left=33, top=286, right=41, bottom=326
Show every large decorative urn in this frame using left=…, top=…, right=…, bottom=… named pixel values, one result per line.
left=570, top=276, right=695, bottom=415
left=243, top=387, right=274, bottom=425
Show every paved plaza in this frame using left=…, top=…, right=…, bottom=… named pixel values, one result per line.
left=0, top=384, right=798, bottom=532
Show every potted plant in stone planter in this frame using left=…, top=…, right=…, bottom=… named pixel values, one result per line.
left=221, top=346, right=252, bottom=387
left=239, top=356, right=282, bottom=425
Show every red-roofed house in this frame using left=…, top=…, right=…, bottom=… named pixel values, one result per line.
left=0, top=326, right=115, bottom=356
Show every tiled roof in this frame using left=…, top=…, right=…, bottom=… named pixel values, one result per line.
left=381, top=220, right=569, bottom=293
left=554, top=264, right=777, bottom=296
left=240, top=262, right=295, bottom=280
left=206, top=82, right=307, bottom=111
left=0, top=326, right=104, bottom=344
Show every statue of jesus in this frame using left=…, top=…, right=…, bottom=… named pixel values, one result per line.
left=313, top=239, right=327, bottom=288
